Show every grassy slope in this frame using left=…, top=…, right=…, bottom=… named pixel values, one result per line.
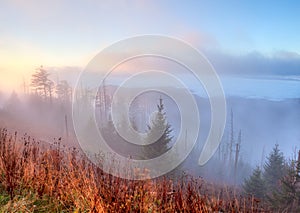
left=0, top=128, right=268, bottom=212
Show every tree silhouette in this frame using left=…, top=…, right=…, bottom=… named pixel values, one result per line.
left=243, top=166, right=266, bottom=200
left=143, top=97, right=173, bottom=159
left=264, top=144, right=286, bottom=190
left=31, top=65, right=53, bottom=102
left=243, top=145, right=300, bottom=210
left=263, top=149, right=300, bottom=211
left=56, top=80, right=72, bottom=104
left=4, top=91, right=21, bottom=112
left=274, top=158, right=300, bottom=212
left=261, top=144, right=288, bottom=209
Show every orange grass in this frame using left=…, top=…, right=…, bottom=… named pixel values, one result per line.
left=0, top=128, right=269, bottom=212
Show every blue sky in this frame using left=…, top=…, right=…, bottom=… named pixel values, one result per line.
left=172, top=1, right=300, bottom=53
left=0, top=0, right=299, bottom=91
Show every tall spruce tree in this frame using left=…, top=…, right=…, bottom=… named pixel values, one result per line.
left=243, top=146, right=300, bottom=210
left=143, top=97, right=173, bottom=159
left=267, top=150, right=300, bottom=211
left=263, top=144, right=286, bottom=189
left=243, top=166, right=266, bottom=199
left=274, top=158, right=300, bottom=212
left=263, top=144, right=288, bottom=208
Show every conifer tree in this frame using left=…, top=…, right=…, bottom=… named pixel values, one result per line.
left=267, top=150, right=300, bottom=211
left=31, top=65, right=53, bottom=102
left=263, top=144, right=286, bottom=190
left=243, top=146, right=300, bottom=210
left=56, top=80, right=72, bottom=104
left=4, top=91, right=21, bottom=112
left=243, top=166, right=266, bottom=199
left=274, top=159, right=300, bottom=212
left=262, top=144, right=288, bottom=208
left=143, top=97, right=173, bottom=159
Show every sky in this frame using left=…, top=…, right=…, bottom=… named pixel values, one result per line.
left=0, top=0, right=300, bottom=93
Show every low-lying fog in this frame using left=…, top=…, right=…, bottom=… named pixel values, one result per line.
left=0, top=75, right=299, bottom=184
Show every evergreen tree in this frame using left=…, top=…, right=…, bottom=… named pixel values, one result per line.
left=274, top=159, right=300, bottom=212
left=143, top=97, right=173, bottom=159
left=267, top=150, right=300, bottom=211
left=31, top=65, right=53, bottom=102
left=243, top=166, right=266, bottom=199
left=263, top=144, right=286, bottom=190
left=296, top=150, right=300, bottom=184
left=4, top=91, right=21, bottom=112
left=243, top=146, right=300, bottom=210
left=56, top=80, right=72, bottom=104
left=263, top=144, right=288, bottom=208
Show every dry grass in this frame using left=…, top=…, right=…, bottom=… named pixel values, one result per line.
left=0, top=128, right=269, bottom=212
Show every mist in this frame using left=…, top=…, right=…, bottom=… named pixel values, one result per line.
left=0, top=70, right=299, bottom=185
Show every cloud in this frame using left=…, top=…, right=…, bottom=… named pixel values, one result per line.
left=273, top=50, right=300, bottom=60
left=206, top=50, right=300, bottom=77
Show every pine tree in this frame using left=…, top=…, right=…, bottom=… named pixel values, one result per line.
left=31, top=65, right=53, bottom=102
left=263, top=144, right=287, bottom=208
left=243, top=166, right=266, bottom=200
left=267, top=150, right=300, bottom=211
left=274, top=158, right=300, bottom=212
left=243, top=146, right=300, bottom=210
left=143, top=97, right=173, bottom=159
left=56, top=80, right=72, bottom=104
left=4, top=91, right=21, bottom=112
left=296, top=150, right=300, bottom=185
left=263, top=144, right=286, bottom=190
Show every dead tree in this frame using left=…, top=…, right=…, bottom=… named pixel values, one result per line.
left=234, top=130, right=241, bottom=185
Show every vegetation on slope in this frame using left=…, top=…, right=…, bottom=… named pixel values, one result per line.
left=0, top=128, right=270, bottom=212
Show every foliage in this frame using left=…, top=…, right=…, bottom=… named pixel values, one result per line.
left=243, top=144, right=300, bottom=211
left=3, top=91, right=21, bottom=112
left=243, top=166, right=266, bottom=200
left=263, top=144, right=286, bottom=190
left=56, top=80, right=72, bottom=104
left=143, top=97, right=173, bottom=159
left=270, top=156, right=300, bottom=211
left=31, top=66, right=54, bottom=101
left=0, top=128, right=270, bottom=212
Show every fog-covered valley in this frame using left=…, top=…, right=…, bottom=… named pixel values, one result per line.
left=0, top=80, right=299, bottom=185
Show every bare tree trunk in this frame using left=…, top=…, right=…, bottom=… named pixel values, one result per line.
left=260, top=146, right=265, bottom=170
left=43, top=85, right=47, bottom=100
left=229, top=109, right=234, bottom=165
left=234, top=143, right=239, bottom=184
left=49, top=85, right=53, bottom=105
left=65, top=115, right=69, bottom=143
